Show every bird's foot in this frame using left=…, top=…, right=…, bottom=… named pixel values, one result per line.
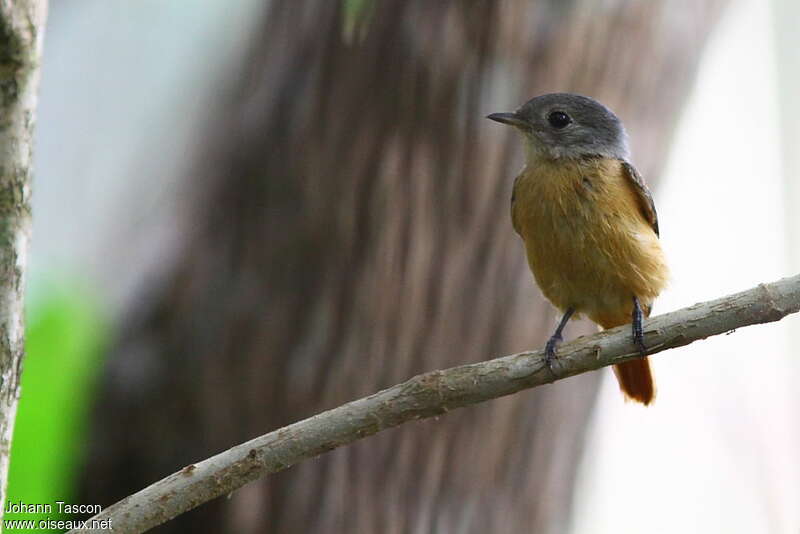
left=544, top=333, right=562, bottom=373
left=632, top=323, right=647, bottom=356
left=631, top=297, right=647, bottom=356
left=543, top=307, right=574, bottom=376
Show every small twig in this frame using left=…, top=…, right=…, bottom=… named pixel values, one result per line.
left=69, top=274, right=800, bottom=534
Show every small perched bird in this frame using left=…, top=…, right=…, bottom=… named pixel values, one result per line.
left=488, top=93, right=669, bottom=405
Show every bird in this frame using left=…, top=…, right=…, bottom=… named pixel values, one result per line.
left=488, top=93, right=669, bottom=405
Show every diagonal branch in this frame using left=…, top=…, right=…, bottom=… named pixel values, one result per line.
left=70, top=274, right=800, bottom=534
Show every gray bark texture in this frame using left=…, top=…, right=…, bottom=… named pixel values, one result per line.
left=82, top=1, right=725, bottom=533
left=70, top=274, right=800, bottom=534
left=0, top=0, right=47, bottom=518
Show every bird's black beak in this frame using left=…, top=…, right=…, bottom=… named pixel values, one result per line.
left=486, top=112, right=528, bottom=129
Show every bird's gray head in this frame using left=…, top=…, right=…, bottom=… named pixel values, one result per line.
left=487, top=93, right=629, bottom=161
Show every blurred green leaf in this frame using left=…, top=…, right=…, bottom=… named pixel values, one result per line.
left=5, top=280, right=107, bottom=533
left=343, top=0, right=373, bottom=43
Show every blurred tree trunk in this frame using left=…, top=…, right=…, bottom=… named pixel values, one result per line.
left=82, top=1, right=725, bottom=532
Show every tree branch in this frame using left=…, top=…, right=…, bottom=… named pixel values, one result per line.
left=0, top=0, right=47, bottom=521
left=70, top=274, right=800, bottom=534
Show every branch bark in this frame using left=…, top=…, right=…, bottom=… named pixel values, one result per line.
left=71, top=274, right=800, bottom=534
left=0, top=0, right=47, bottom=520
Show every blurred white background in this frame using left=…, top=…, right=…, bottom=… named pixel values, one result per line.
left=572, top=0, right=800, bottom=531
left=32, top=0, right=260, bottom=306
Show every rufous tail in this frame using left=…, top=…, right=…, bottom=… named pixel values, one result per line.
left=613, top=358, right=655, bottom=405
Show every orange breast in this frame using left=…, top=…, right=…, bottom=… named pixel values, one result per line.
left=511, top=157, right=669, bottom=328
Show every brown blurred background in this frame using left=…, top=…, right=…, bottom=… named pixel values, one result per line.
left=75, top=1, right=724, bottom=532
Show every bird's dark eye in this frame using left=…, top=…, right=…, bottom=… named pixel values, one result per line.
left=547, top=110, right=572, bottom=129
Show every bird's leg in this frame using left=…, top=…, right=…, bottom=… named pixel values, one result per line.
left=545, top=307, right=575, bottom=371
left=632, top=296, right=647, bottom=356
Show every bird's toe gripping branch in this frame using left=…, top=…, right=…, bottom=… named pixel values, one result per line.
left=544, top=307, right=575, bottom=372
left=632, top=297, right=647, bottom=356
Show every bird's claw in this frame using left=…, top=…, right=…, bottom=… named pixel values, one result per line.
left=631, top=296, right=647, bottom=357
left=632, top=317, right=647, bottom=356
left=544, top=334, right=562, bottom=374
left=633, top=334, right=647, bottom=356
